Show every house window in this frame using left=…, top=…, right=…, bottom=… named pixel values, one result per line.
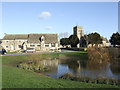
left=18, top=45, right=22, bottom=48
left=6, top=41, right=8, bottom=43
left=37, top=45, right=40, bottom=47
left=30, top=45, right=35, bottom=47
left=51, top=43, right=55, bottom=47
left=6, top=46, right=8, bottom=48
left=45, top=44, right=49, bottom=47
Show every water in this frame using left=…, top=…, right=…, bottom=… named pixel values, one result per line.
left=40, top=55, right=120, bottom=80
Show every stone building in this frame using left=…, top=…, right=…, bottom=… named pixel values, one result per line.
left=1, top=33, right=59, bottom=52
left=73, top=26, right=84, bottom=40
left=73, top=26, right=84, bottom=48
left=73, top=25, right=109, bottom=48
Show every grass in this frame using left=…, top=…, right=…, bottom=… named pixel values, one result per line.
left=2, top=52, right=120, bottom=88
left=6, top=52, right=18, bottom=54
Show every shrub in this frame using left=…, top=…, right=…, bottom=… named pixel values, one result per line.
left=87, top=47, right=110, bottom=64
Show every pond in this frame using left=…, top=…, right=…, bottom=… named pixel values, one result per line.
left=39, top=54, right=120, bottom=80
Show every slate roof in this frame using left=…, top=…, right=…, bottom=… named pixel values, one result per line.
left=2, top=33, right=58, bottom=43
left=2, top=34, right=28, bottom=40
left=28, top=33, right=58, bottom=43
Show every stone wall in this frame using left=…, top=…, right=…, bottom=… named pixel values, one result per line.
left=1, top=39, right=27, bottom=52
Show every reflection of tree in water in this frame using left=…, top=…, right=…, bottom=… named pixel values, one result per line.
left=110, top=59, right=120, bottom=75
left=87, top=47, right=110, bottom=71
left=87, top=60, right=108, bottom=71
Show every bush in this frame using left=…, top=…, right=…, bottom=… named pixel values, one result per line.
left=87, top=47, right=110, bottom=64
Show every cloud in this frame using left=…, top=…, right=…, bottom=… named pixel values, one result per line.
left=39, top=11, right=51, bottom=19
left=45, top=26, right=53, bottom=30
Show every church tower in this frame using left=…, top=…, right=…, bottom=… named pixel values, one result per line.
left=73, top=26, right=84, bottom=40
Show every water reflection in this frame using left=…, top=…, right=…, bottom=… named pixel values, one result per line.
left=39, top=55, right=120, bottom=80
left=39, top=59, right=59, bottom=74
left=110, top=61, right=120, bottom=80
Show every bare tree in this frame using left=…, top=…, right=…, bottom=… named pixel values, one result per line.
left=58, top=32, right=69, bottom=40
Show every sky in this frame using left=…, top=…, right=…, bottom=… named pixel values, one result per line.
left=1, top=2, right=118, bottom=40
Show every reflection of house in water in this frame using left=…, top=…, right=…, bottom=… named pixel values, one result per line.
left=40, top=59, right=59, bottom=73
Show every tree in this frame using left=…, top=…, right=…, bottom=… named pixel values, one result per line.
left=60, top=38, right=70, bottom=47
left=69, top=35, right=79, bottom=47
left=80, top=36, right=87, bottom=47
left=109, top=32, right=120, bottom=47
left=88, top=32, right=102, bottom=47
left=83, top=35, right=89, bottom=47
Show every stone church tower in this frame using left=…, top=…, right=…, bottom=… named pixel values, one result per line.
left=73, top=26, right=84, bottom=48
left=73, top=26, right=84, bottom=40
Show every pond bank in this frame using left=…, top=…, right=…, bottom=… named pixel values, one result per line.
left=60, top=73, right=120, bottom=85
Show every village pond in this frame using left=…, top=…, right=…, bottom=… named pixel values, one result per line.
left=18, top=54, right=120, bottom=81
left=15, top=54, right=120, bottom=85
left=43, top=56, right=120, bottom=80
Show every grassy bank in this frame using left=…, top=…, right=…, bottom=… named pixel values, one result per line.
left=2, top=52, right=120, bottom=88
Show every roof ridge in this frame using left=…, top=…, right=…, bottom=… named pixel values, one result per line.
left=5, top=34, right=28, bottom=35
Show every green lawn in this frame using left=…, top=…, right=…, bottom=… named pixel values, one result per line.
left=2, top=52, right=120, bottom=88
left=6, top=52, right=18, bottom=54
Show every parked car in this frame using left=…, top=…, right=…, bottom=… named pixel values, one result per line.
left=25, top=48, right=35, bottom=53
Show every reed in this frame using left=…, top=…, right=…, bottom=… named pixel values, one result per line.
left=59, top=73, right=119, bottom=85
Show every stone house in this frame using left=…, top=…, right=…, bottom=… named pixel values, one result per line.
left=1, top=33, right=59, bottom=52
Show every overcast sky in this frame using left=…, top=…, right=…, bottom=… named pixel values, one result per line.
left=1, top=2, right=118, bottom=39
